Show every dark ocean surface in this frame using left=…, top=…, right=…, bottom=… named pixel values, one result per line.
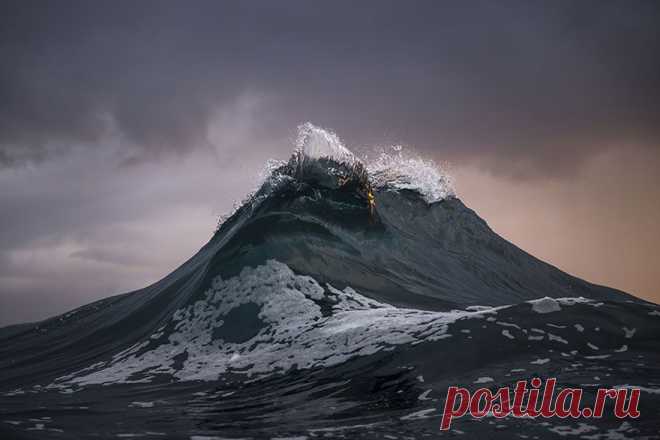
left=2, top=125, right=659, bottom=439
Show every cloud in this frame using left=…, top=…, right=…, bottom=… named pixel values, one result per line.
left=454, top=145, right=660, bottom=304
left=1, top=1, right=658, bottom=176
left=0, top=101, right=285, bottom=325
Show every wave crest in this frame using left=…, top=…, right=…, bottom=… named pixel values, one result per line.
left=367, top=145, right=455, bottom=203
left=295, top=122, right=357, bottom=165
left=217, top=123, right=455, bottom=229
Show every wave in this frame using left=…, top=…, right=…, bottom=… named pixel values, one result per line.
left=44, top=259, right=651, bottom=390
left=1, top=123, right=659, bottom=439
left=216, top=123, right=454, bottom=230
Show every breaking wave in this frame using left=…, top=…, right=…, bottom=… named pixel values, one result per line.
left=1, top=123, right=659, bottom=440
left=367, top=145, right=455, bottom=203
left=217, top=122, right=455, bottom=229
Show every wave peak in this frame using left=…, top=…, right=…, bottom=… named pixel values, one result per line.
left=295, top=122, right=356, bottom=165
left=290, top=122, right=454, bottom=204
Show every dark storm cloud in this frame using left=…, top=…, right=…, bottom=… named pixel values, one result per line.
left=0, top=142, right=257, bottom=325
left=1, top=0, right=659, bottom=175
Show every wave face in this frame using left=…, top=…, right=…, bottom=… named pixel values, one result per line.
left=1, top=124, right=659, bottom=439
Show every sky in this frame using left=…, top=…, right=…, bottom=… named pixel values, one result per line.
left=1, top=1, right=659, bottom=326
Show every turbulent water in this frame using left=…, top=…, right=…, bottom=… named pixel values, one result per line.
left=1, top=124, right=659, bottom=439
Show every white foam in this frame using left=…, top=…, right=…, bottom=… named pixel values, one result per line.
left=547, top=333, right=568, bottom=344
left=129, top=401, right=154, bottom=408
left=399, top=408, right=436, bottom=421
left=53, top=260, right=494, bottom=387
left=549, top=423, right=598, bottom=437
left=580, top=421, right=637, bottom=440
left=474, top=377, right=494, bottom=384
left=584, top=355, right=610, bottom=360
left=418, top=389, right=432, bottom=400
left=306, top=422, right=382, bottom=433
left=614, top=385, right=660, bottom=395
left=295, top=122, right=356, bottom=165
left=367, top=146, right=454, bottom=203
left=622, top=327, right=636, bottom=338
left=465, top=305, right=493, bottom=312
left=501, top=329, right=515, bottom=339
left=529, top=297, right=561, bottom=314
left=497, top=321, right=521, bottom=329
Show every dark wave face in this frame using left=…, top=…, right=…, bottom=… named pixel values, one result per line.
left=1, top=124, right=659, bottom=439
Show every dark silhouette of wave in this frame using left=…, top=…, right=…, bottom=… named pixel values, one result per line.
left=1, top=124, right=659, bottom=439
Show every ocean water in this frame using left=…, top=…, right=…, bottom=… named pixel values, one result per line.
left=1, top=124, right=659, bottom=439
